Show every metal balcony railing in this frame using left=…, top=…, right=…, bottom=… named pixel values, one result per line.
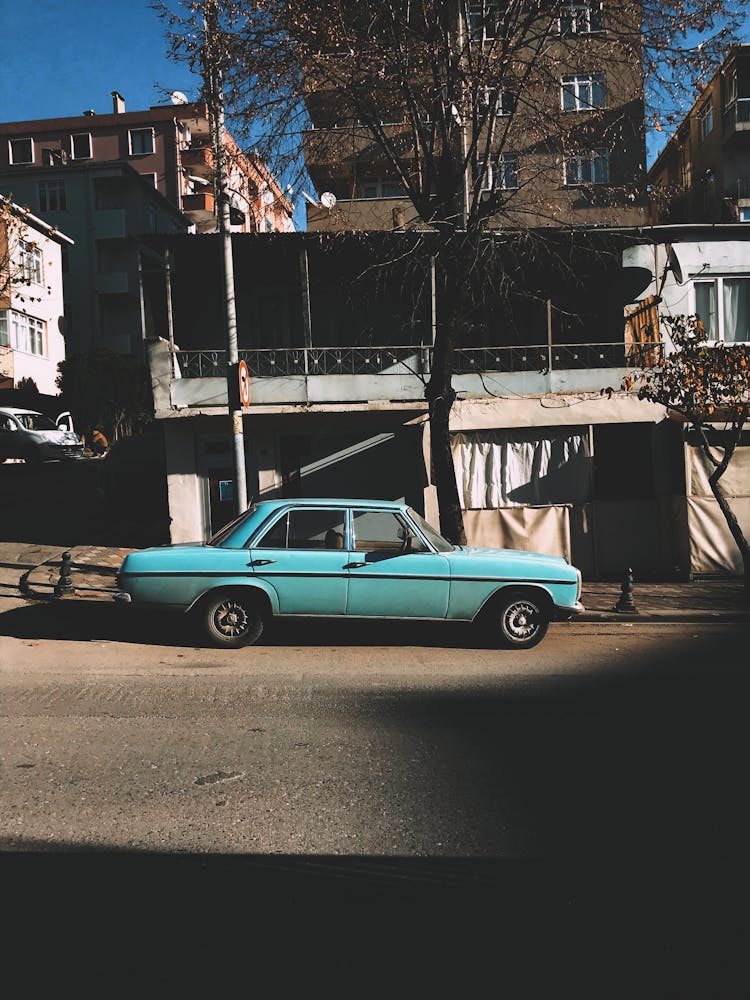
left=174, top=342, right=663, bottom=379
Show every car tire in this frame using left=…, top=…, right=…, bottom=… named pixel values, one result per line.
left=201, top=590, right=265, bottom=648
left=493, top=590, right=549, bottom=650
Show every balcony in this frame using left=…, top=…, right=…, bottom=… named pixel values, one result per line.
left=307, top=197, right=420, bottom=232
left=163, top=342, right=663, bottom=411
left=722, top=97, right=750, bottom=137
left=181, top=191, right=216, bottom=226
left=181, top=145, right=214, bottom=178
left=93, top=209, right=128, bottom=240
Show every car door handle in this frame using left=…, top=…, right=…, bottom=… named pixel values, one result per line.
left=346, top=562, right=367, bottom=569
left=248, top=558, right=277, bottom=567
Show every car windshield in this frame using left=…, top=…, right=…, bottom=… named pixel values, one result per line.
left=13, top=412, right=57, bottom=431
left=407, top=508, right=454, bottom=552
left=207, top=506, right=257, bottom=546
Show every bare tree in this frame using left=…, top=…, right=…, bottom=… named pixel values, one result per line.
left=155, top=0, right=747, bottom=542
left=636, top=315, right=750, bottom=591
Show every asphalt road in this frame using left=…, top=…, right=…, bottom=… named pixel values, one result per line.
left=2, top=607, right=749, bottom=993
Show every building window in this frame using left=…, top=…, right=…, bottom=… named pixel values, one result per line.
left=740, top=207, right=750, bottom=223
left=478, top=154, right=519, bottom=191
left=694, top=277, right=750, bottom=342
left=559, top=2, right=604, bottom=34
left=148, top=204, right=158, bottom=233
left=129, top=128, right=155, bottom=155
left=9, top=137, right=33, bottom=164
left=563, top=148, right=610, bottom=185
left=483, top=87, right=518, bottom=116
left=0, top=310, right=45, bottom=356
left=469, top=2, right=501, bottom=41
left=359, top=177, right=405, bottom=198
left=71, top=133, right=92, bottom=160
left=698, top=100, right=713, bottom=141
left=561, top=73, right=606, bottom=112
left=38, top=180, right=67, bottom=212
left=18, top=241, right=43, bottom=284
left=42, top=148, right=68, bottom=166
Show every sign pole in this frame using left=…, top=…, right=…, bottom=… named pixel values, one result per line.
left=203, top=1, right=248, bottom=517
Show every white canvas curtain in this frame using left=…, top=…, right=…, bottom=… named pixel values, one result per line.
left=452, top=427, right=591, bottom=509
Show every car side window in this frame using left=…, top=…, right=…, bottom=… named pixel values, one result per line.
left=352, top=510, right=423, bottom=552
left=255, top=509, right=347, bottom=550
left=0, top=415, right=15, bottom=431
left=255, top=513, right=288, bottom=549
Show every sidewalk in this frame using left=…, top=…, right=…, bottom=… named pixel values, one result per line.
left=2, top=539, right=748, bottom=622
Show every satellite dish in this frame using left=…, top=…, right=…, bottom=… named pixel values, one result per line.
left=657, top=243, right=685, bottom=297
left=170, top=91, right=189, bottom=105
left=261, top=190, right=275, bottom=207
left=666, top=244, right=684, bottom=285
left=320, top=192, right=337, bottom=209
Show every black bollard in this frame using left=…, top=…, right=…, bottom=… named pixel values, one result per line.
left=54, top=551, right=74, bottom=597
left=612, top=567, right=638, bottom=614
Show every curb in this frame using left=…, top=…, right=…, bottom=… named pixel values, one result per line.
left=578, top=611, right=750, bottom=623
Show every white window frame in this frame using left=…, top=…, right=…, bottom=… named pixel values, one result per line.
left=18, top=240, right=43, bottom=284
left=128, top=127, right=155, bottom=156
left=559, top=2, right=605, bottom=35
left=483, top=87, right=517, bottom=116
left=9, top=137, right=34, bottom=165
left=698, top=100, right=714, bottom=142
left=692, top=276, right=750, bottom=343
left=0, top=309, right=46, bottom=356
left=469, top=2, right=501, bottom=42
left=561, top=73, right=607, bottom=112
left=70, top=132, right=92, bottom=160
left=359, top=177, right=405, bottom=199
left=38, top=179, right=67, bottom=212
left=563, top=148, right=610, bottom=186
left=478, top=154, right=519, bottom=192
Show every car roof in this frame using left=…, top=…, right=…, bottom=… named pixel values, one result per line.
left=252, top=498, right=408, bottom=513
left=0, top=407, right=43, bottom=416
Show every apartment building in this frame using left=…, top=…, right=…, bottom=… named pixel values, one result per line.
left=649, top=45, right=750, bottom=224
left=0, top=94, right=294, bottom=235
left=0, top=94, right=294, bottom=359
left=0, top=197, right=73, bottom=395
left=0, top=162, right=187, bottom=359
left=302, top=0, right=647, bottom=232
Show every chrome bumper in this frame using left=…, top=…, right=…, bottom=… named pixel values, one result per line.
left=553, top=600, right=585, bottom=620
left=112, top=591, right=132, bottom=604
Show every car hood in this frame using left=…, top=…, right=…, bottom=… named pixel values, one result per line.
left=446, top=545, right=577, bottom=579
left=27, top=429, right=82, bottom=445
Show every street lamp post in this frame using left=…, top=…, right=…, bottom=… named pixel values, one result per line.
left=202, top=0, right=248, bottom=517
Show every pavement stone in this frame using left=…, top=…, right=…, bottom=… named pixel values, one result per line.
left=1, top=540, right=748, bottom=621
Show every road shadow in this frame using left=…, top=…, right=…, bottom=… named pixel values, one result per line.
left=0, top=599, right=497, bottom=648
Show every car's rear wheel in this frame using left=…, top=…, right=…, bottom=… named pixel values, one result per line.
left=201, top=590, right=264, bottom=648
left=493, top=590, right=549, bottom=650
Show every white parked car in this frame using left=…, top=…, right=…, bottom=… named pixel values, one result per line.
left=0, top=407, right=84, bottom=462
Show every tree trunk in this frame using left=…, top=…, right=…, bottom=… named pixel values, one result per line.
left=425, top=245, right=467, bottom=546
left=702, top=422, right=750, bottom=596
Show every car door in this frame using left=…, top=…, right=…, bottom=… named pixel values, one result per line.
left=345, top=508, right=450, bottom=619
left=246, top=506, right=349, bottom=615
left=0, top=414, right=23, bottom=459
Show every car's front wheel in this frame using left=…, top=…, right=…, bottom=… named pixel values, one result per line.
left=492, top=590, right=549, bottom=650
left=201, top=590, right=265, bottom=648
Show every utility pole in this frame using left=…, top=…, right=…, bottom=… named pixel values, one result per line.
left=202, top=0, right=248, bottom=517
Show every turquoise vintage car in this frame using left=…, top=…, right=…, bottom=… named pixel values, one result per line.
left=116, top=498, right=583, bottom=649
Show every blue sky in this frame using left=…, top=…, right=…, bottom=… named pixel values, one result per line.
left=0, top=0, right=201, bottom=122
left=0, top=0, right=709, bottom=205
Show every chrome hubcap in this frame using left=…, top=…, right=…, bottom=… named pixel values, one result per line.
left=214, top=601, right=249, bottom=638
left=504, top=601, right=539, bottom=640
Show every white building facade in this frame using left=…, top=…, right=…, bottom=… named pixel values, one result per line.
left=0, top=199, right=73, bottom=395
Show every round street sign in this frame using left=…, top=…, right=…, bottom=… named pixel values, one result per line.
left=238, top=360, right=250, bottom=407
